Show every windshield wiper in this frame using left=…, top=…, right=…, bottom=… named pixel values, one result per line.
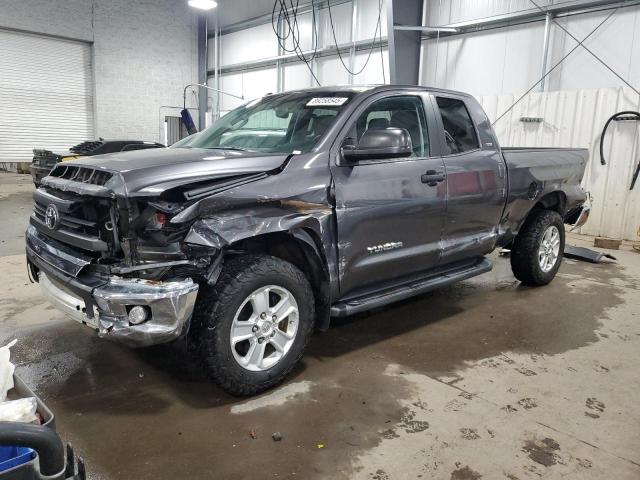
left=204, top=146, right=250, bottom=152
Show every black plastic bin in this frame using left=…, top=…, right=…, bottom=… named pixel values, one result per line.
left=0, top=375, right=85, bottom=480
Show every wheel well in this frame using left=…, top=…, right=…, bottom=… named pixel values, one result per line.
left=534, top=191, right=567, bottom=215
left=229, top=230, right=331, bottom=329
left=508, top=191, right=567, bottom=247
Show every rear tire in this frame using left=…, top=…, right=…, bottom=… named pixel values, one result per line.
left=510, top=209, right=564, bottom=286
left=189, top=255, right=314, bottom=396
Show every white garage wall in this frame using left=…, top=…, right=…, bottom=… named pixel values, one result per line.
left=421, top=2, right=640, bottom=98
left=91, top=0, right=198, bottom=141
left=422, top=2, right=640, bottom=241
left=425, top=0, right=555, bottom=25
left=219, top=67, right=278, bottom=112
left=421, top=22, right=546, bottom=100
left=318, top=1, right=354, bottom=48
left=0, top=0, right=198, bottom=151
left=545, top=9, right=640, bottom=92
left=481, top=87, right=640, bottom=242
left=221, top=23, right=279, bottom=65
left=211, top=0, right=389, bottom=111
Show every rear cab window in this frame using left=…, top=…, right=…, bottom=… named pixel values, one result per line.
left=435, top=97, right=479, bottom=155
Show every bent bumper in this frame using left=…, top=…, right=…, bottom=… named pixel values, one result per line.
left=93, top=277, right=199, bottom=347
left=565, top=195, right=592, bottom=231
left=26, top=226, right=199, bottom=347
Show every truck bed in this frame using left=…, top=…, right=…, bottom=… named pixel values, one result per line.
left=500, top=147, right=589, bottom=240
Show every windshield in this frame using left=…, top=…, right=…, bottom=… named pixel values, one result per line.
left=169, top=132, right=199, bottom=148
left=183, top=92, right=354, bottom=154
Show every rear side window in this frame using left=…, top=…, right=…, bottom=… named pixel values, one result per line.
left=435, top=97, right=479, bottom=155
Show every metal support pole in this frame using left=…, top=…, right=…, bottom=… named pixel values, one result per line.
left=215, top=15, right=221, bottom=118
left=276, top=18, right=284, bottom=92
left=387, top=0, right=424, bottom=85
left=539, top=12, right=552, bottom=91
left=349, top=0, right=359, bottom=84
left=386, top=0, right=397, bottom=83
left=197, top=15, right=208, bottom=130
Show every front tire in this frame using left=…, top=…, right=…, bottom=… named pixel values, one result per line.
left=510, top=209, right=564, bottom=286
left=190, top=255, right=314, bottom=396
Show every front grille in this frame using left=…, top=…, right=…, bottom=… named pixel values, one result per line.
left=33, top=201, right=99, bottom=237
left=32, top=187, right=117, bottom=254
left=49, top=165, right=113, bottom=186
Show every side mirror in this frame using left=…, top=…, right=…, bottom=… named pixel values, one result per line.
left=341, top=127, right=412, bottom=162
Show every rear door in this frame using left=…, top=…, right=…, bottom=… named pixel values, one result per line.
left=330, top=92, right=447, bottom=298
left=431, top=95, right=507, bottom=264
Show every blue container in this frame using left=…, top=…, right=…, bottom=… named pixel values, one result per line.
left=0, top=445, right=36, bottom=473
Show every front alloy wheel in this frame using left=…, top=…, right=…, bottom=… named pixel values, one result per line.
left=190, top=254, right=314, bottom=396
left=230, top=285, right=299, bottom=371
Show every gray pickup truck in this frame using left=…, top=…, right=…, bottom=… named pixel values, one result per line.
left=26, top=85, right=589, bottom=395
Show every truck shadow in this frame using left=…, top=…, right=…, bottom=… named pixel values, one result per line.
left=42, top=258, right=624, bottom=416
left=306, top=257, right=623, bottom=378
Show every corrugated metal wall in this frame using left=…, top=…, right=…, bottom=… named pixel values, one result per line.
left=421, top=3, right=640, bottom=99
left=480, top=87, right=640, bottom=241
left=425, top=0, right=555, bottom=24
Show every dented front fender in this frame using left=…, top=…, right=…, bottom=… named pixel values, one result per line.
left=183, top=206, right=329, bottom=249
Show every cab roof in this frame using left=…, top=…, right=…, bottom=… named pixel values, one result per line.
left=280, top=84, right=473, bottom=99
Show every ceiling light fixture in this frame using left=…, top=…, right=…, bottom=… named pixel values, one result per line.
left=188, top=0, right=218, bottom=10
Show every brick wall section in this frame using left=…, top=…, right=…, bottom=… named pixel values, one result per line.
left=92, top=0, right=198, bottom=141
left=0, top=0, right=198, bottom=143
left=0, top=0, right=93, bottom=41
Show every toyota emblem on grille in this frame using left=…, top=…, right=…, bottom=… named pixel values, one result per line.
left=44, top=204, right=60, bottom=230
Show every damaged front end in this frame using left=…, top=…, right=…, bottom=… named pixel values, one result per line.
left=25, top=164, right=265, bottom=347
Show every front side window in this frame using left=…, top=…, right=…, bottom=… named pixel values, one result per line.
left=435, top=97, right=479, bottom=155
left=184, top=93, right=353, bottom=154
left=349, top=96, right=429, bottom=158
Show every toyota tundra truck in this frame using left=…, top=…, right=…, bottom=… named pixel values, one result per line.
left=26, top=85, right=590, bottom=396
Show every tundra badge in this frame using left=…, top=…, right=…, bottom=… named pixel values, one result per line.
left=366, top=242, right=403, bottom=254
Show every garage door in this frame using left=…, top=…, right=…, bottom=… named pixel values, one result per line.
left=0, top=29, right=94, bottom=163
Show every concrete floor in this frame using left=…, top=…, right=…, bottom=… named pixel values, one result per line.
left=1, top=172, right=639, bottom=480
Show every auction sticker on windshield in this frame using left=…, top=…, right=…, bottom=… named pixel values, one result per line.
left=306, top=97, right=349, bottom=107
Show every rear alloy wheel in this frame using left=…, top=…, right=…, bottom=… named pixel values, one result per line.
left=510, top=209, right=565, bottom=286
left=538, top=225, right=561, bottom=273
left=190, top=255, right=314, bottom=396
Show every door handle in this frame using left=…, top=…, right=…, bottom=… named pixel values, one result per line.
left=421, top=170, right=446, bottom=186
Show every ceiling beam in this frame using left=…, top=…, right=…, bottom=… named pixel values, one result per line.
left=394, top=25, right=458, bottom=33
left=421, top=0, right=639, bottom=39
left=210, top=36, right=387, bottom=76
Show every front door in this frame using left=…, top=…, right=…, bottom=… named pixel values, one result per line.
left=331, top=93, right=447, bottom=298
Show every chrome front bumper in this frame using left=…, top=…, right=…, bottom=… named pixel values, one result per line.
left=27, top=226, right=199, bottom=348
left=38, top=272, right=198, bottom=347
left=93, top=277, right=199, bottom=347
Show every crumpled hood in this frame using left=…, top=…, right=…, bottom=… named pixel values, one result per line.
left=63, top=147, right=290, bottom=195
